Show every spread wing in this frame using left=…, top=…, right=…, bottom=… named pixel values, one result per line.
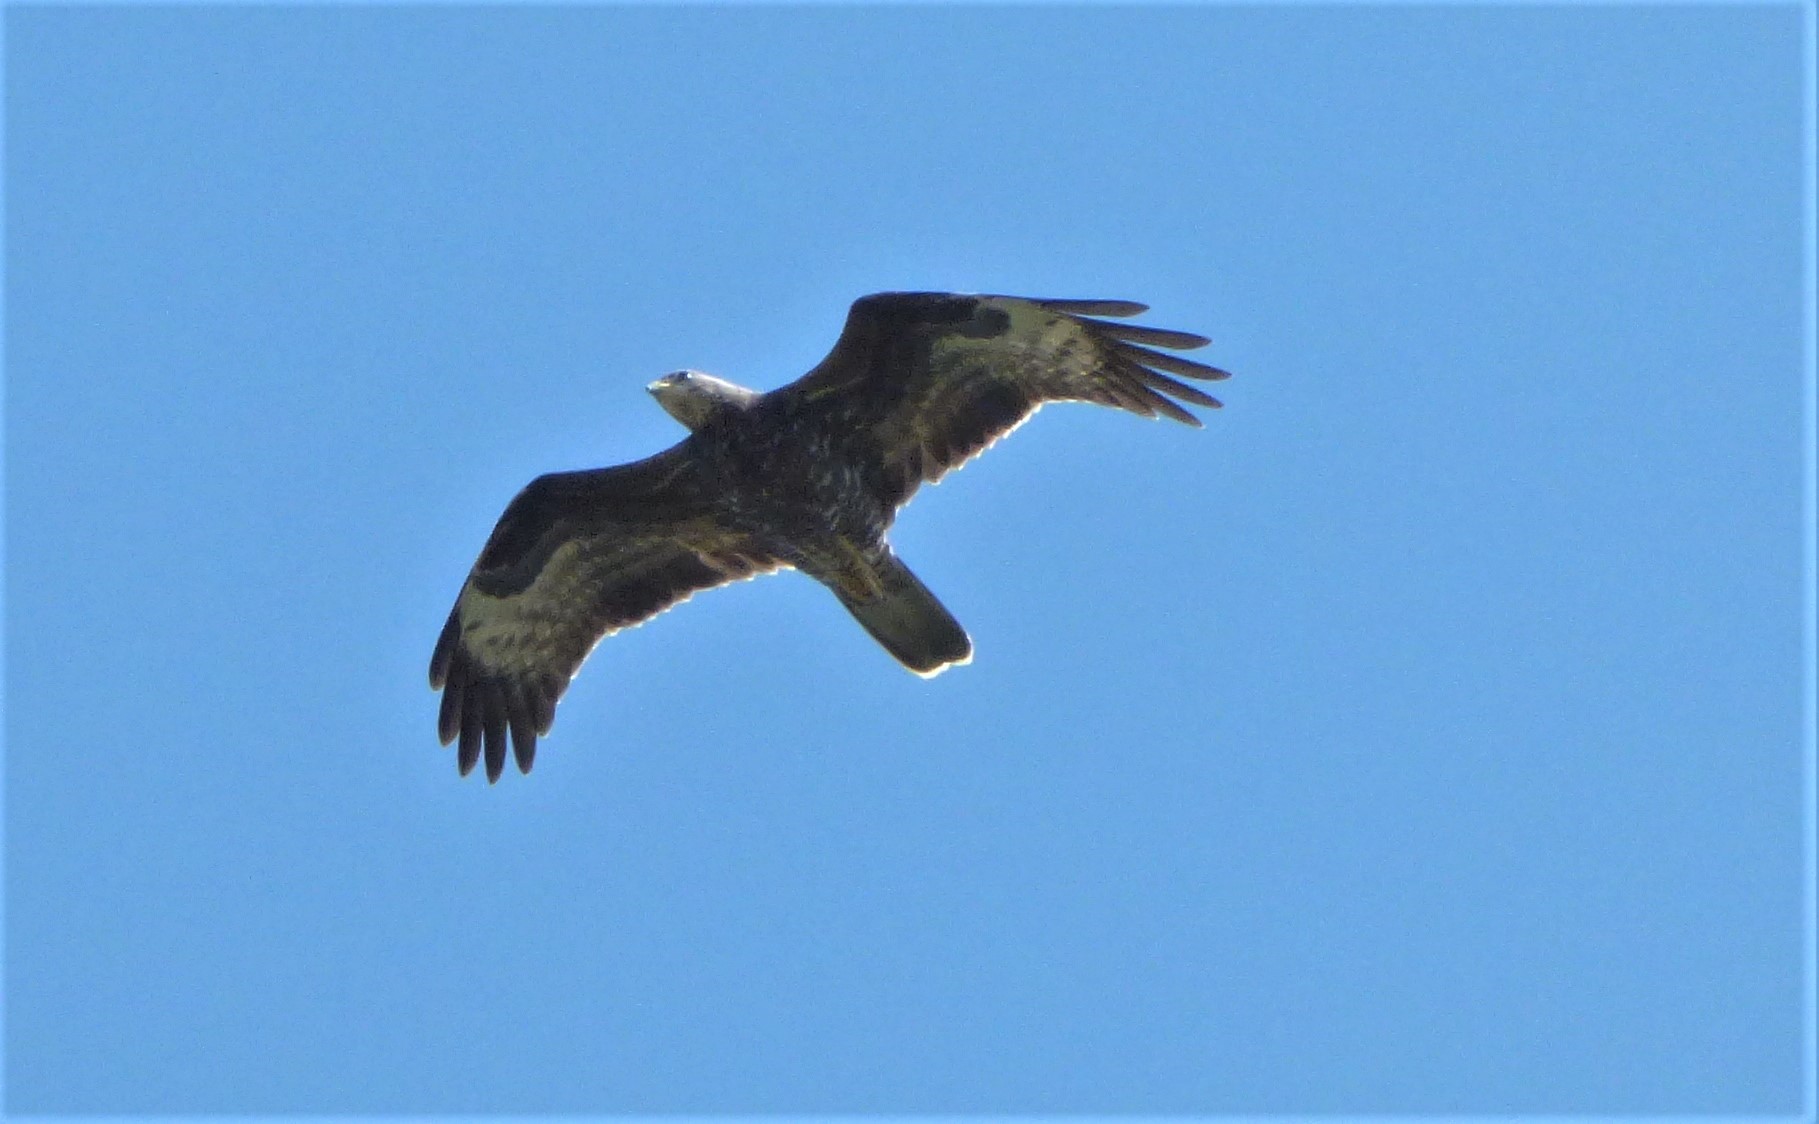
left=428, top=445, right=782, bottom=782
left=772, top=292, right=1230, bottom=509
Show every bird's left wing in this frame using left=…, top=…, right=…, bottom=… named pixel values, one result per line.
left=429, top=446, right=781, bottom=782
left=772, top=292, right=1230, bottom=510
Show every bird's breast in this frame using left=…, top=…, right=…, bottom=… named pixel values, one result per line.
left=713, top=425, right=886, bottom=547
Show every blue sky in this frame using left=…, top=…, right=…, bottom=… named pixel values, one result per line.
left=3, top=3, right=1811, bottom=1115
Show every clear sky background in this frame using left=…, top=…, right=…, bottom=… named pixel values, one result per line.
left=3, top=4, right=1810, bottom=1115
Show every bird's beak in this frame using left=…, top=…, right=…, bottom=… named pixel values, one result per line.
left=646, top=378, right=669, bottom=395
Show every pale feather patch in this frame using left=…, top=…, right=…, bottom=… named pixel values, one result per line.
left=937, top=299, right=1116, bottom=398
left=457, top=538, right=786, bottom=683
left=909, top=647, right=974, bottom=679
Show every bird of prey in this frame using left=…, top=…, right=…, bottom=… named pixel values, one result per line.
left=431, top=292, right=1229, bottom=781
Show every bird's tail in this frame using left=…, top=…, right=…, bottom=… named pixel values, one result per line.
left=833, top=553, right=973, bottom=677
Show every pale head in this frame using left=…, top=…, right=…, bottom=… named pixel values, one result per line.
left=646, top=370, right=760, bottom=431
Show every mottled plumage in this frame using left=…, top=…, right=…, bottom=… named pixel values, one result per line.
left=430, top=292, right=1230, bottom=781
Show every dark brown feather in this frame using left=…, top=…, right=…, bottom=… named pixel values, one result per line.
left=437, top=670, right=464, bottom=744
left=1032, top=298, right=1149, bottom=316
left=1133, top=366, right=1224, bottom=409
left=481, top=680, right=508, bottom=784
left=457, top=696, right=483, bottom=777
left=429, top=614, right=457, bottom=689
left=1078, top=318, right=1211, bottom=349
left=531, top=684, right=557, bottom=736
left=1127, top=381, right=1201, bottom=426
left=507, top=683, right=538, bottom=774
left=1110, top=340, right=1232, bottom=381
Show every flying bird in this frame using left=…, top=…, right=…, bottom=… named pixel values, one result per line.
left=431, top=292, right=1230, bottom=781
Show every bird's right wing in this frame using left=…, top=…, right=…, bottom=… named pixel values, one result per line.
left=429, top=445, right=782, bottom=782
left=773, top=293, right=1230, bottom=510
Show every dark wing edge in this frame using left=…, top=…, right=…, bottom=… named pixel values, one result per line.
left=778, top=293, right=1231, bottom=508
left=429, top=454, right=780, bottom=783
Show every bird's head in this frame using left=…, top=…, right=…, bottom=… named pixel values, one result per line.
left=647, top=370, right=759, bottom=432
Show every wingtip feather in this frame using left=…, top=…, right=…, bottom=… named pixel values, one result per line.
left=429, top=612, right=459, bottom=689
left=1136, top=367, right=1226, bottom=409
left=1138, top=385, right=1201, bottom=425
left=506, top=683, right=538, bottom=774
left=457, top=697, right=483, bottom=776
left=1079, top=318, right=1211, bottom=350
left=1033, top=298, right=1149, bottom=317
left=1113, top=341, right=1231, bottom=382
left=437, top=675, right=464, bottom=745
left=481, top=681, right=509, bottom=783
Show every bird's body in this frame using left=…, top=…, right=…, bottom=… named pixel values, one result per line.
left=694, top=400, right=892, bottom=591
left=431, top=292, right=1230, bottom=781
